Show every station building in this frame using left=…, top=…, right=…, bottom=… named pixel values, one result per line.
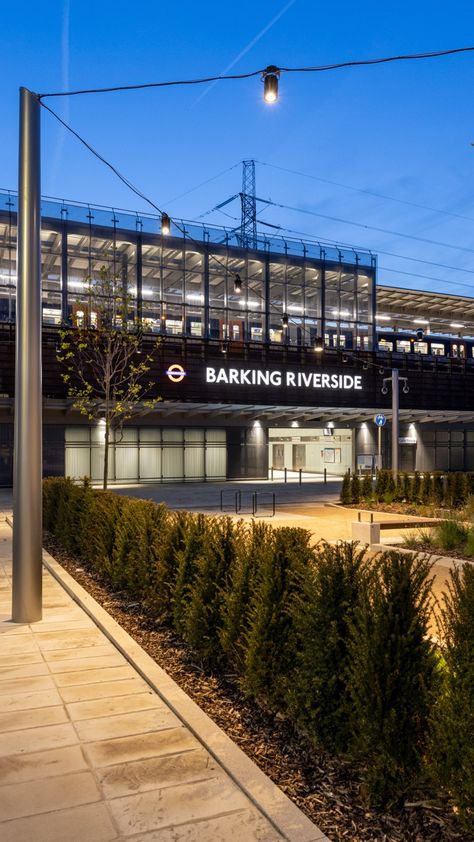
left=1, top=187, right=474, bottom=485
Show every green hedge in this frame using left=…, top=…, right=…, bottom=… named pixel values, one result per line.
left=341, top=469, right=474, bottom=508
left=42, top=477, right=472, bottom=818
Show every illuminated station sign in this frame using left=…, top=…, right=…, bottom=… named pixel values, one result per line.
left=205, top=366, right=363, bottom=391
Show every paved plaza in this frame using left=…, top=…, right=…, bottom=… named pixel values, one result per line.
left=0, top=514, right=327, bottom=842
left=0, top=478, right=461, bottom=840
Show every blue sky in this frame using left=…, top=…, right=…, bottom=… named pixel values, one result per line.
left=2, top=0, right=474, bottom=296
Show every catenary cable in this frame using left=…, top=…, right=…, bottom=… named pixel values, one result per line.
left=37, top=46, right=474, bottom=99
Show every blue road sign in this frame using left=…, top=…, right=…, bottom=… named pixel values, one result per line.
left=374, top=414, right=386, bottom=427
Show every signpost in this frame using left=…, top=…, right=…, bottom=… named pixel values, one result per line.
left=374, top=414, right=386, bottom=470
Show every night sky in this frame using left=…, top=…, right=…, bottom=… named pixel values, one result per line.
left=2, top=1, right=474, bottom=296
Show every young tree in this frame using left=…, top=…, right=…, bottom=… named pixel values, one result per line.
left=57, top=264, right=161, bottom=489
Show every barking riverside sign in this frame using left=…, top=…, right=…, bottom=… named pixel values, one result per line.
left=205, top=366, right=363, bottom=391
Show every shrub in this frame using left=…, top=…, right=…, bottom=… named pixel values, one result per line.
left=172, top=513, right=209, bottom=634
left=432, top=473, right=444, bottom=505
left=288, top=541, right=369, bottom=752
left=464, top=528, right=474, bottom=558
left=412, top=471, right=421, bottom=503
left=430, top=565, right=474, bottom=831
left=436, top=518, right=468, bottom=552
left=452, top=472, right=467, bottom=508
left=351, top=473, right=361, bottom=504
left=348, top=551, right=437, bottom=807
left=340, top=470, right=351, bottom=504
left=220, top=521, right=273, bottom=669
left=420, top=472, right=433, bottom=504
left=402, top=472, right=412, bottom=502
left=394, top=473, right=404, bottom=502
left=183, top=516, right=239, bottom=664
left=146, top=510, right=192, bottom=620
left=383, top=471, right=396, bottom=504
left=375, top=469, right=389, bottom=502
left=243, top=527, right=313, bottom=709
left=361, top=473, right=373, bottom=501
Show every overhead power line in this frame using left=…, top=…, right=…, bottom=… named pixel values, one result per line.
left=256, top=160, right=474, bottom=224
left=252, top=194, right=474, bottom=255
left=163, top=162, right=241, bottom=207
left=37, top=46, right=474, bottom=99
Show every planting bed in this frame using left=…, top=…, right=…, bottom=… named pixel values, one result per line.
left=44, top=532, right=471, bottom=842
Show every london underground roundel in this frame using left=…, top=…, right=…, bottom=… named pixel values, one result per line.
left=166, top=363, right=186, bottom=383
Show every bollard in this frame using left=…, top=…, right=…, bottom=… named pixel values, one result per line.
left=299, top=468, right=302, bottom=485
left=324, top=468, right=327, bottom=484
left=284, top=467, right=287, bottom=483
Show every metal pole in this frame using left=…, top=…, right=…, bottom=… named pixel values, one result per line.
left=391, top=368, right=399, bottom=475
left=378, top=425, right=382, bottom=470
left=12, top=88, right=42, bottom=623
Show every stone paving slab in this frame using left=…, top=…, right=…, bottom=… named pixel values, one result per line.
left=0, top=521, right=329, bottom=842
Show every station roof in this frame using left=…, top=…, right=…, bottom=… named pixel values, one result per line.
left=376, top=284, right=474, bottom=338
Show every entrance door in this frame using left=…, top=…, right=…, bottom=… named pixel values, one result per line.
left=272, top=443, right=284, bottom=469
left=292, top=444, right=306, bottom=470
left=400, top=444, right=416, bottom=472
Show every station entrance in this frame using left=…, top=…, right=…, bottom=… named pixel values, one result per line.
left=268, top=427, right=353, bottom=478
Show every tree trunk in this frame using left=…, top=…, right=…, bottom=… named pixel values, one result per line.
left=103, top=418, right=110, bottom=490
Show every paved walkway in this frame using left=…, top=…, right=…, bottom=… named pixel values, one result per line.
left=0, top=519, right=327, bottom=842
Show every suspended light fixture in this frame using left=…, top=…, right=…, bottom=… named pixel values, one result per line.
left=281, top=313, right=289, bottom=329
left=313, top=337, right=324, bottom=353
left=161, top=213, right=170, bottom=235
left=262, top=66, right=280, bottom=103
left=221, top=340, right=229, bottom=354
left=234, top=274, right=242, bottom=294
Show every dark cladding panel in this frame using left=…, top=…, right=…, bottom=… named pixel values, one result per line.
left=44, top=425, right=65, bottom=477
left=0, top=423, right=13, bottom=486
left=227, top=426, right=268, bottom=480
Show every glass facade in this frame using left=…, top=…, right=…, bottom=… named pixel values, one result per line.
left=0, top=189, right=377, bottom=349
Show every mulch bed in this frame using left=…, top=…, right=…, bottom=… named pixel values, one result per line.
left=44, top=532, right=471, bottom=842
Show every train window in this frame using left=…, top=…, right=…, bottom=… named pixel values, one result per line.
left=452, top=343, right=465, bottom=358
left=413, top=341, right=428, bottom=354
left=396, top=339, right=412, bottom=353
left=431, top=343, right=446, bottom=356
left=378, top=338, right=393, bottom=351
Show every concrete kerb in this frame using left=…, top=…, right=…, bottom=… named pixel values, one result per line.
left=36, top=540, right=329, bottom=842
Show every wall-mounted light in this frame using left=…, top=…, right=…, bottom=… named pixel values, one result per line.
left=161, top=213, right=170, bottom=235
left=234, top=274, right=242, bottom=294
left=262, top=66, right=280, bottom=103
left=313, top=337, right=324, bottom=353
left=221, top=340, right=229, bottom=354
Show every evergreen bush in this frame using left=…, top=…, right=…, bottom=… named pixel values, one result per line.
left=361, top=473, right=373, bottom=501
left=394, top=473, right=404, bottom=502
left=402, top=472, right=412, bottom=502
left=383, top=471, right=396, bottom=503
left=420, top=472, right=433, bottom=504
left=430, top=565, right=474, bottom=831
left=220, top=521, right=273, bottom=669
left=287, top=541, right=368, bottom=752
left=432, top=472, right=444, bottom=505
left=411, top=471, right=421, bottom=503
left=243, top=527, right=312, bottom=709
left=351, top=472, right=361, bottom=504
left=375, top=469, right=389, bottom=502
left=183, top=516, right=239, bottom=664
left=348, top=551, right=437, bottom=807
left=340, top=470, right=351, bottom=504
left=452, top=472, right=467, bottom=508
